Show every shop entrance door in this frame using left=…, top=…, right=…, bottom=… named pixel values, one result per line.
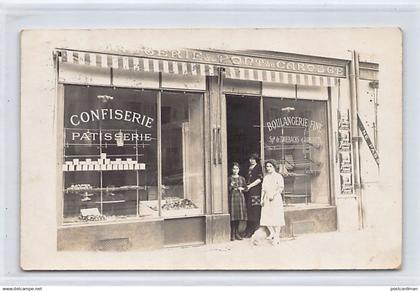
left=226, top=95, right=261, bottom=177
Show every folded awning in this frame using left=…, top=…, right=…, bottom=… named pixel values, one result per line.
left=57, top=49, right=217, bottom=76
left=224, top=66, right=337, bottom=87
left=56, top=49, right=338, bottom=87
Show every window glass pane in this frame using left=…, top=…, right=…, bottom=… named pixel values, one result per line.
left=63, top=85, right=158, bottom=223
left=161, top=92, right=205, bottom=217
left=263, top=98, right=330, bottom=205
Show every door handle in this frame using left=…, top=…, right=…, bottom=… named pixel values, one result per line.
left=335, top=131, right=339, bottom=163
left=213, top=128, right=218, bottom=165
left=217, top=127, right=222, bottom=164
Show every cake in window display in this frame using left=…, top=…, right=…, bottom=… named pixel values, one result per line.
left=78, top=208, right=106, bottom=222
left=138, top=184, right=200, bottom=217
left=65, top=183, right=136, bottom=222
left=65, top=186, right=104, bottom=222
left=65, top=184, right=96, bottom=204
left=161, top=184, right=200, bottom=216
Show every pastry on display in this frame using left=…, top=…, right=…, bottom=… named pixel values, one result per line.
left=161, top=197, right=198, bottom=211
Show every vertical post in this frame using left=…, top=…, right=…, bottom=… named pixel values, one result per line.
left=58, top=89, right=65, bottom=225
left=349, top=50, right=363, bottom=230
left=260, top=95, right=264, bottom=163
left=372, top=82, right=379, bottom=150
left=157, top=89, right=162, bottom=217
left=99, top=127, right=103, bottom=215
left=304, top=127, right=308, bottom=204
left=135, top=128, right=139, bottom=217
left=54, top=51, right=65, bottom=226
left=218, top=67, right=226, bottom=214
left=203, top=88, right=211, bottom=214
left=327, top=86, right=336, bottom=207
left=354, top=52, right=364, bottom=228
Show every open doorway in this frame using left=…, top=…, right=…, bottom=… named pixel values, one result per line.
left=226, top=95, right=261, bottom=177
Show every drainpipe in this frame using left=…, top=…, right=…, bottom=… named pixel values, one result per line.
left=349, top=50, right=364, bottom=230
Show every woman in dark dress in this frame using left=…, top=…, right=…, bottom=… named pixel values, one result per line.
left=243, top=153, right=263, bottom=238
left=228, top=162, right=248, bottom=241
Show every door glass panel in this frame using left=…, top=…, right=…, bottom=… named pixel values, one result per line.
left=161, top=92, right=205, bottom=217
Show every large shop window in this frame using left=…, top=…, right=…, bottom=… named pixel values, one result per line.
left=263, top=98, right=330, bottom=205
left=62, top=85, right=205, bottom=224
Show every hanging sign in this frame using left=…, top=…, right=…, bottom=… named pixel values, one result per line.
left=357, top=114, right=380, bottom=166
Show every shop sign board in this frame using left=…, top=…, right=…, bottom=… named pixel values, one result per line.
left=358, top=114, right=380, bottom=166
left=134, top=48, right=347, bottom=78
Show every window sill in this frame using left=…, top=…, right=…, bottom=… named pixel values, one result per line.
left=284, top=203, right=335, bottom=211
left=59, top=215, right=163, bottom=228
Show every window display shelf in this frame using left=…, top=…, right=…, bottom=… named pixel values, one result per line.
left=282, top=192, right=311, bottom=205
left=284, top=159, right=321, bottom=167
left=62, top=154, right=146, bottom=172
left=138, top=198, right=202, bottom=218
left=63, top=163, right=146, bottom=171
left=64, top=185, right=147, bottom=194
left=282, top=172, right=310, bottom=177
left=265, top=144, right=321, bottom=151
left=64, top=154, right=143, bottom=158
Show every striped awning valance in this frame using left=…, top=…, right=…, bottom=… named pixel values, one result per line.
left=56, top=49, right=337, bottom=87
left=57, top=49, right=217, bottom=76
left=224, top=66, right=337, bottom=87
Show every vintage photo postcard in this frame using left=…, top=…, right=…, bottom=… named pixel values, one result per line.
left=20, top=28, right=402, bottom=270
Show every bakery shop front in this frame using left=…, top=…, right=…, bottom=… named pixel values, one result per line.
left=55, top=48, right=379, bottom=251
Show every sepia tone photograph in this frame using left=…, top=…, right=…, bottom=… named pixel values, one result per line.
left=20, top=28, right=402, bottom=270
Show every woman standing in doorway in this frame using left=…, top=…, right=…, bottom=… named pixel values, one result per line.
left=243, top=153, right=263, bottom=238
left=228, top=162, right=248, bottom=241
left=260, top=159, right=286, bottom=245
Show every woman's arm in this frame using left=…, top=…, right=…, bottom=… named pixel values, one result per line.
left=261, top=189, right=266, bottom=206
left=237, top=176, right=247, bottom=191
left=228, top=177, right=236, bottom=192
left=247, top=166, right=263, bottom=189
left=247, top=178, right=261, bottom=189
left=277, top=174, right=284, bottom=192
left=272, top=174, right=284, bottom=200
left=268, top=175, right=284, bottom=201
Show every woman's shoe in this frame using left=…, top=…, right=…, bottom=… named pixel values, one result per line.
left=235, top=231, right=243, bottom=240
left=244, top=232, right=253, bottom=238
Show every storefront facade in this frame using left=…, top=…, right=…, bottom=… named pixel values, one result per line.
left=54, top=48, right=379, bottom=251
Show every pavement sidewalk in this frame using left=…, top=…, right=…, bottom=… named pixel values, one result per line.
left=129, top=228, right=400, bottom=270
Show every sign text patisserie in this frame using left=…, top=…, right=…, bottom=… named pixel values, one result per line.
left=68, top=130, right=153, bottom=143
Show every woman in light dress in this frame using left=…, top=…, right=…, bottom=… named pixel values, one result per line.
left=260, top=159, right=286, bottom=245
